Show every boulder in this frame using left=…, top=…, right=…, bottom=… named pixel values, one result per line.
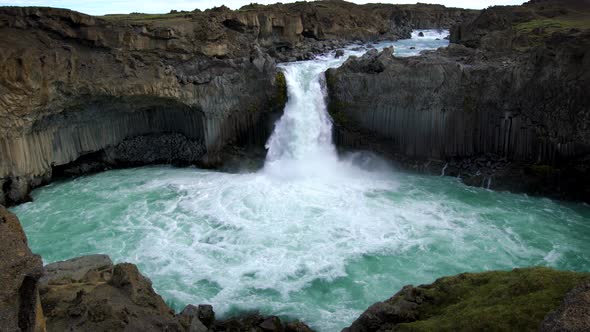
left=285, top=321, right=315, bottom=332
left=40, top=256, right=185, bottom=331
left=335, top=49, right=345, bottom=58
left=214, top=313, right=314, bottom=332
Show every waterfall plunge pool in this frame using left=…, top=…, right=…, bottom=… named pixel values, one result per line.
left=11, top=31, right=590, bottom=331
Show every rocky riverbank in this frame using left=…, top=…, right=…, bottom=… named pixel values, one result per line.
left=0, top=1, right=477, bottom=206
left=326, top=0, right=590, bottom=202
left=2, top=205, right=589, bottom=331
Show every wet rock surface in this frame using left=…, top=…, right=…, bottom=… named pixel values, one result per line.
left=327, top=0, right=590, bottom=202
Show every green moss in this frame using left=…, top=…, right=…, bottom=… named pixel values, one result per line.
left=98, top=12, right=190, bottom=23
left=325, top=69, right=338, bottom=91
left=247, top=104, right=259, bottom=114
left=513, top=14, right=590, bottom=50
left=274, top=71, right=288, bottom=109
left=323, top=70, right=350, bottom=125
left=395, top=267, right=589, bottom=332
left=328, top=101, right=351, bottom=125
left=515, top=17, right=590, bottom=34
left=462, top=94, right=477, bottom=113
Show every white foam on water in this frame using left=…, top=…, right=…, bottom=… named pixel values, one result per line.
left=11, top=30, right=590, bottom=331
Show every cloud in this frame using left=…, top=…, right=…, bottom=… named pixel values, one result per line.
left=0, top=0, right=526, bottom=15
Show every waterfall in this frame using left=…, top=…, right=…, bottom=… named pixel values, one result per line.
left=263, top=30, right=450, bottom=180
left=265, top=62, right=337, bottom=165
left=263, top=56, right=346, bottom=179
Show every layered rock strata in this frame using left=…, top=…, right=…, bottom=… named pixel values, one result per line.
left=326, top=0, right=590, bottom=201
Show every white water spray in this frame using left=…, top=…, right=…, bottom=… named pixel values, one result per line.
left=264, top=61, right=339, bottom=179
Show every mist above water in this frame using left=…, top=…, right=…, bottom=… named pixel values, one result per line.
left=12, top=30, right=590, bottom=332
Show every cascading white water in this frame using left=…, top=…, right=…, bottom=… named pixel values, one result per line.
left=265, top=63, right=336, bottom=160
left=263, top=62, right=338, bottom=179
left=263, top=29, right=450, bottom=179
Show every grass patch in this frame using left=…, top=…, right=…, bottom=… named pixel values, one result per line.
left=98, top=12, right=191, bottom=23
left=515, top=16, right=590, bottom=34
left=395, top=267, right=589, bottom=331
left=512, top=13, right=590, bottom=50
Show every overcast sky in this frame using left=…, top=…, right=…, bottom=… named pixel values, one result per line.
left=0, top=0, right=527, bottom=15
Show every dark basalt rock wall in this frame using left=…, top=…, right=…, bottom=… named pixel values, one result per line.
left=326, top=1, right=590, bottom=201
left=0, top=2, right=476, bottom=206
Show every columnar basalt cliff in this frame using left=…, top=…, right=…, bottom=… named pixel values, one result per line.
left=326, top=0, right=590, bottom=201
left=0, top=2, right=477, bottom=206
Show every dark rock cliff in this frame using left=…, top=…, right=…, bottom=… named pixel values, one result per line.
left=0, top=2, right=476, bottom=206
left=326, top=0, right=590, bottom=201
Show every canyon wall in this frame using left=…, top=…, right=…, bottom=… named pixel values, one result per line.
left=327, top=0, right=590, bottom=201
left=0, top=2, right=476, bottom=206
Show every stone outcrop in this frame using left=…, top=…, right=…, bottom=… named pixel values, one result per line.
left=0, top=2, right=476, bottom=206
left=326, top=0, right=590, bottom=201
left=0, top=206, right=45, bottom=332
left=343, top=267, right=589, bottom=332
left=39, top=255, right=186, bottom=331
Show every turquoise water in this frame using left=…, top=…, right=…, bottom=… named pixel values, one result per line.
left=10, top=30, right=590, bottom=331
left=11, top=164, right=590, bottom=331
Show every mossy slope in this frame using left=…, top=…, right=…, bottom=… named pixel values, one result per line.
left=346, top=267, right=589, bottom=332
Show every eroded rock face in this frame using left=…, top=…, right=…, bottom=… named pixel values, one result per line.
left=326, top=1, right=590, bottom=201
left=0, top=2, right=476, bottom=206
left=0, top=206, right=45, bottom=332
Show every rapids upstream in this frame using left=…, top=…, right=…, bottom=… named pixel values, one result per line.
left=11, top=31, right=590, bottom=331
